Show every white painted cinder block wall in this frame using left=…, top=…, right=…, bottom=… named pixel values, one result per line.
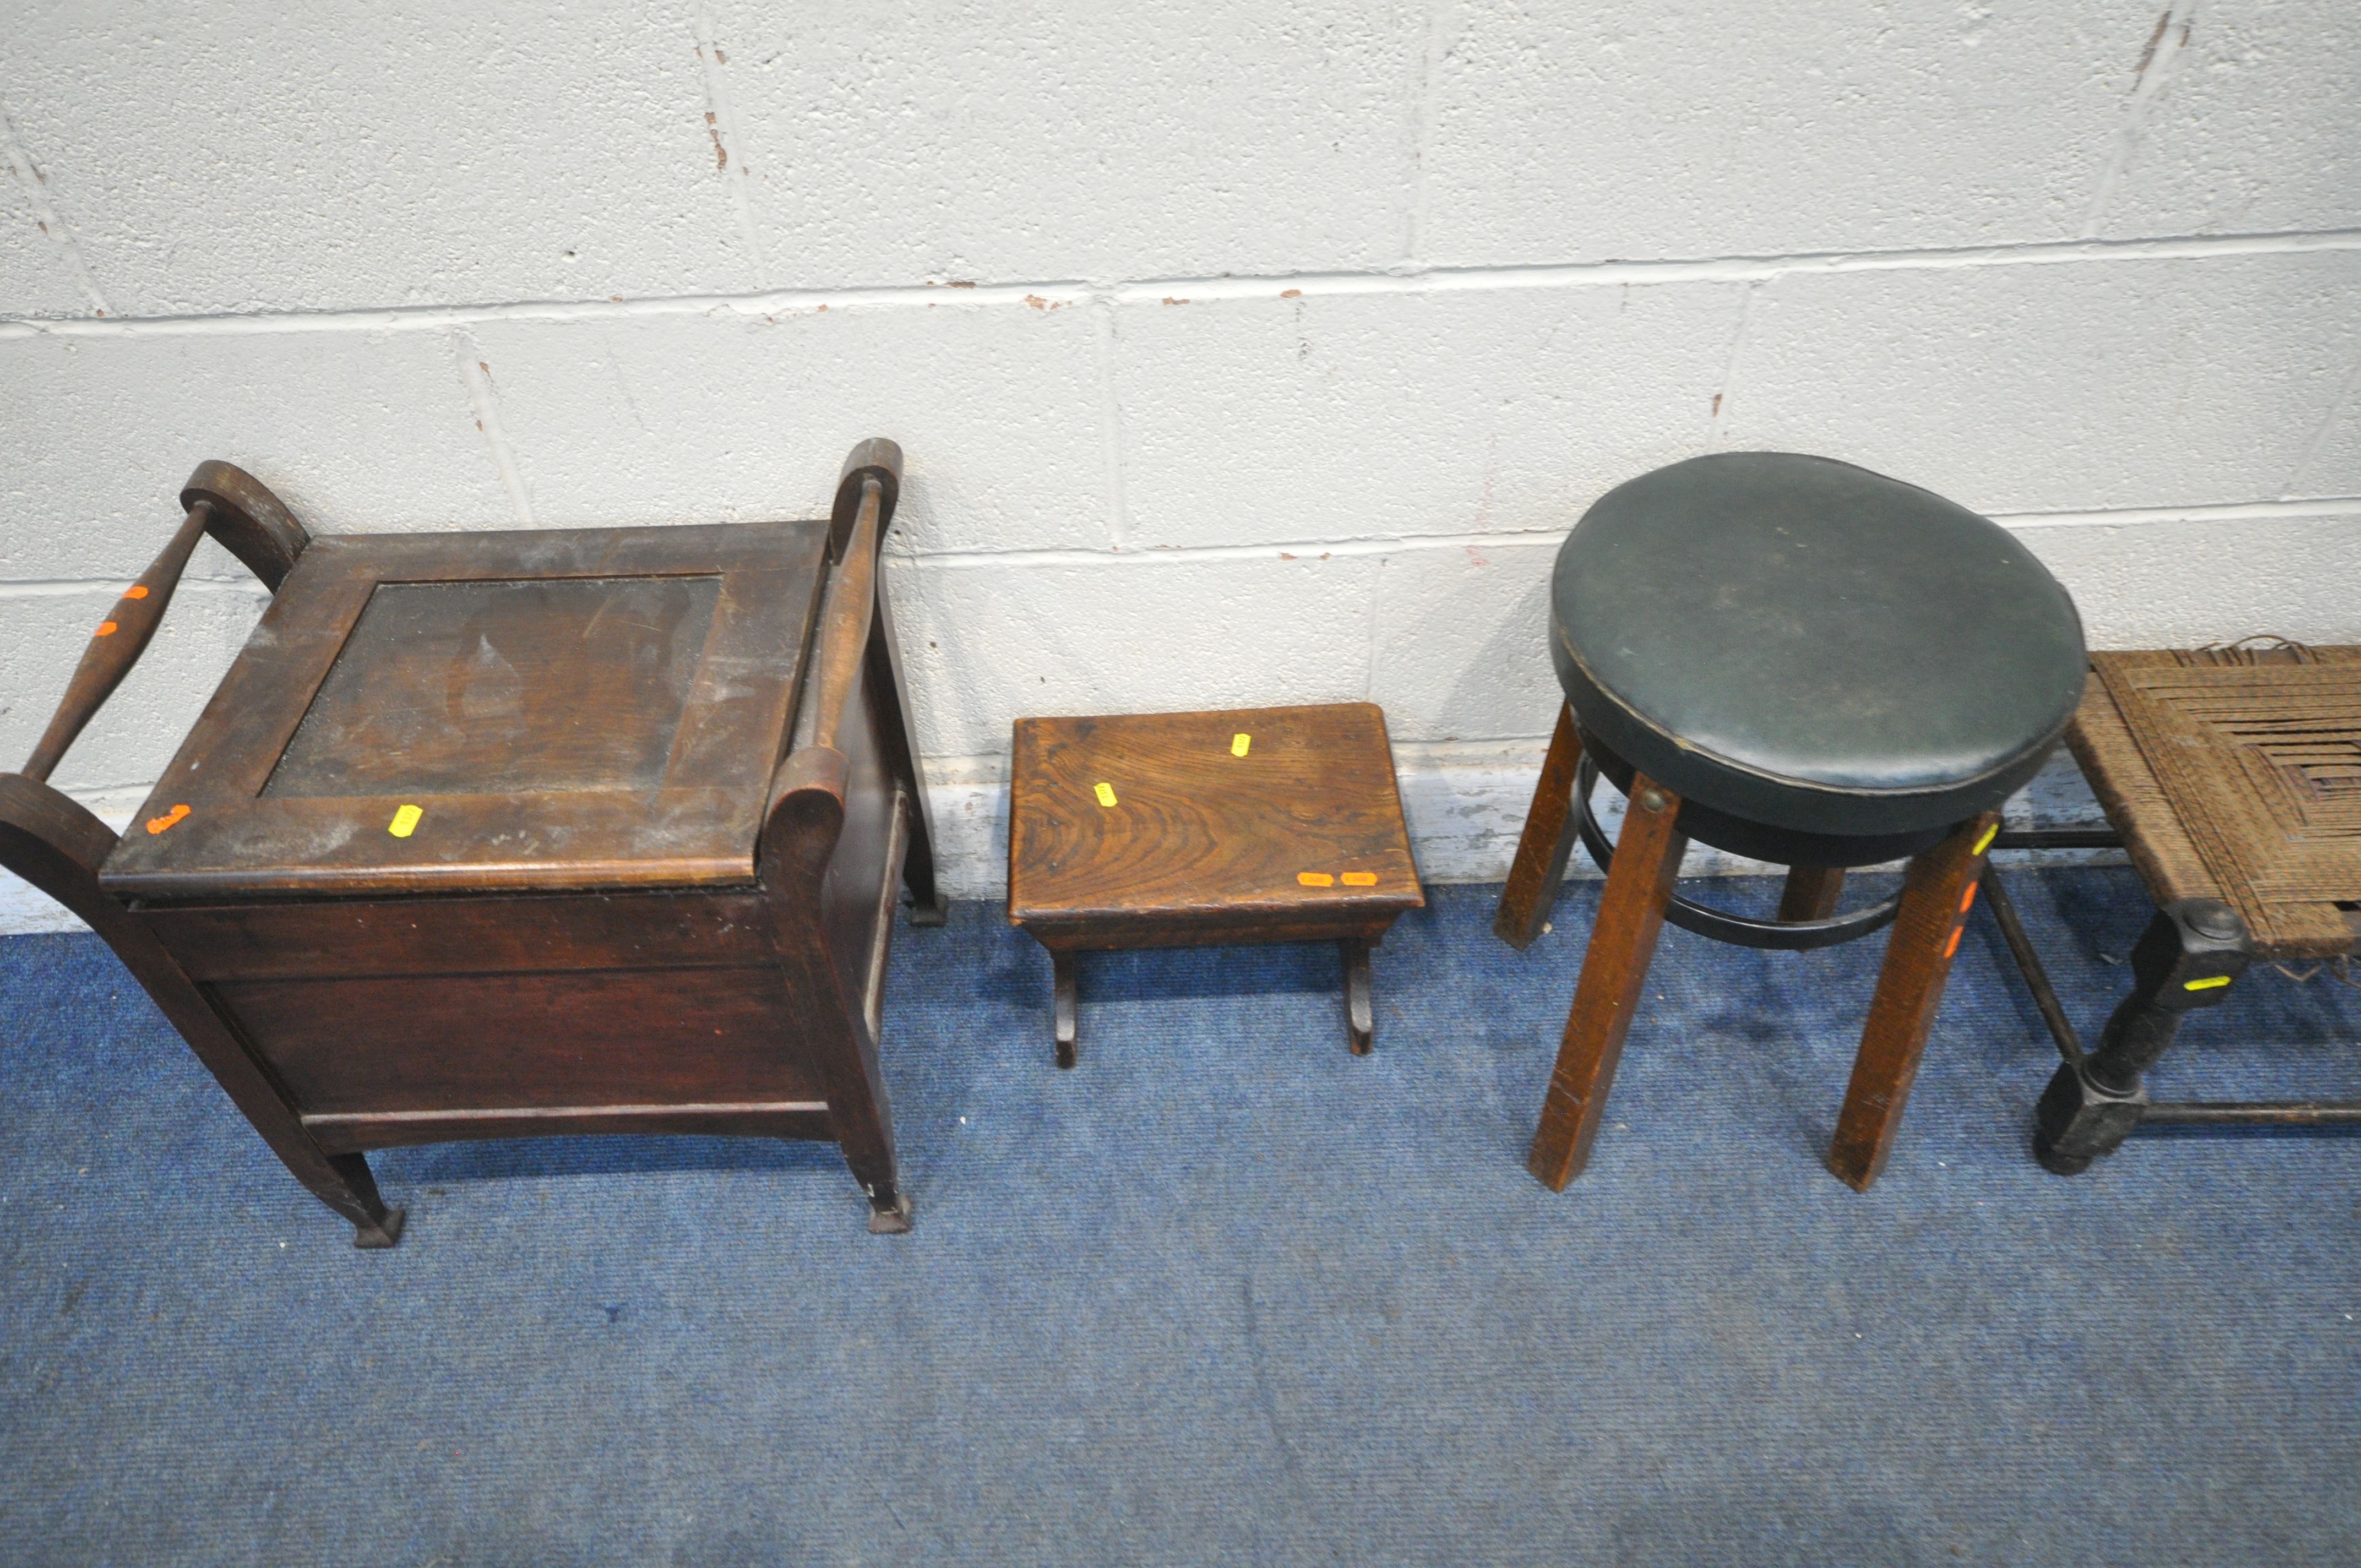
left=3, top=2, right=2357, bottom=930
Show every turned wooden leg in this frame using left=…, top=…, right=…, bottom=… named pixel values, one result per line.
left=1778, top=864, right=1846, bottom=922
left=822, top=1047, right=911, bottom=1235
left=1052, top=948, right=1079, bottom=1069
left=810, top=1014, right=911, bottom=1235
left=1827, top=813, right=2000, bottom=1191
left=1493, top=701, right=1586, bottom=951
left=1527, top=773, right=1688, bottom=1190
left=1341, top=937, right=1375, bottom=1056
left=2032, top=897, right=2252, bottom=1174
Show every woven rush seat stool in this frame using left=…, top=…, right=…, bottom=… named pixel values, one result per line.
left=0, top=440, right=944, bottom=1244
left=1981, top=641, right=2361, bottom=1174
left=1495, top=453, right=2087, bottom=1191
left=1007, top=703, right=1423, bottom=1064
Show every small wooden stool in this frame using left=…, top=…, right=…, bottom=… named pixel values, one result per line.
left=1993, top=641, right=2361, bottom=1172
left=1497, top=453, right=2088, bottom=1191
left=1007, top=703, right=1422, bottom=1065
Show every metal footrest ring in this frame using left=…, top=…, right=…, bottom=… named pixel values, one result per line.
left=1572, top=755, right=1902, bottom=951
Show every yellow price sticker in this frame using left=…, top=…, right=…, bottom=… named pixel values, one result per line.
left=388, top=803, right=424, bottom=838
left=1972, top=823, right=2000, bottom=856
left=1093, top=782, right=1118, bottom=808
left=1231, top=733, right=1251, bottom=758
left=2183, top=974, right=2232, bottom=990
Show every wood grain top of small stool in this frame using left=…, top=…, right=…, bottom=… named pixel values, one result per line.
left=1007, top=703, right=1422, bottom=930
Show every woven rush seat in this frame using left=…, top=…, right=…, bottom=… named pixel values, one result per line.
left=1498, top=451, right=2089, bottom=1193
left=2018, top=641, right=2361, bottom=1175
left=2071, top=645, right=2361, bottom=960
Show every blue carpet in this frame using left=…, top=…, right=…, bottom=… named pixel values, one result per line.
left=2, top=868, right=2358, bottom=1566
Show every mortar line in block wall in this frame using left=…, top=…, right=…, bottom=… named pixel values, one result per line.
left=1400, top=0, right=1451, bottom=267
left=688, top=2, right=768, bottom=290
left=452, top=328, right=537, bottom=526
left=1705, top=282, right=1759, bottom=451
left=1108, top=228, right=2361, bottom=302
left=0, top=99, right=112, bottom=318
left=2081, top=0, right=2199, bottom=241
left=2284, top=350, right=2361, bottom=500
left=3, top=496, right=2355, bottom=598
left=1089, top=296, right=1133, bottom=549
left=4, top=228, right=2360, bottom=340
left=869, top=497, right=2361, bottom=573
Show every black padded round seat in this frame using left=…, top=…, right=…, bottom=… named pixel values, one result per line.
left=1550, top=452, right=2086, bottom=846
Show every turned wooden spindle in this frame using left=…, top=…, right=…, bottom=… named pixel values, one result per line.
left=21, top=500, right=214, bottom=785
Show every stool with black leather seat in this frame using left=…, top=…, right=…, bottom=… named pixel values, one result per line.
left=1494, top=452, right=2087, bottom=1192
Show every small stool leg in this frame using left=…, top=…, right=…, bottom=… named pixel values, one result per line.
left=1527, top=773, right=1687, bottom=1190
left=1827, top=813, right=1999, bottom=1191
left=1494, top=701, right=1586, bottom=951
left=1778, top=865, right=1846, bottom=922
left=1052, top=948, right=1080, bottom=1069
left=331, top=1155, right=407, bottom=1249
left=1342, top=938, right=1375, bottom=1055
left=2033, top=899, right=2251, bottom=1174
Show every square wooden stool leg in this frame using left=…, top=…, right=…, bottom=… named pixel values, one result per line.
left=1527, top=774, right=1688, bottom=1190
left=1494, top=701, right=1586, bottom=951
left=1341, top=937, right=1375, bottom=1055
left=1052, top=948, right=1080, bottom=1069
left=1778, top=865, right=1846, bottom=922
left=833, top=1107, right=913, bottom=1235
left=1827, top=813, right=2000, bottom=1191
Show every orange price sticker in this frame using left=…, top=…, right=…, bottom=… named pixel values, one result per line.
left=95, top=620, right=118, bottom=637
left=145, top=803, right=190, bottom=835
left=1341, top=872, right=1378, bottom=886
left=124, top=585, right=149, bottom=600
left=1297, top=872, right=1335, bottom=887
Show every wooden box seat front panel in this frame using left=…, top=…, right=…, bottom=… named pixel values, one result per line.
left=143, top=889, right=831, bottom=1130
left=100, top=521, right=828, bottom=902
left=1008, top=703, right=1423, bottom=941
left=213, top=967, right=822, bottom=1118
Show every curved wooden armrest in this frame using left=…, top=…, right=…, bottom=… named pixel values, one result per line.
left=0, top=771, right=122, bottom=933
left=181, top=459, right=310, bottom=591
left=762, top=438, right=943, bottom=924
left=19, top=461, right=311, bottom=786
left=792, top=466, right=886, bottom=761
left=760, top=745, right=850, bottom=892
left=763, top=447, right=888, bottom=876
left=829, top=437, right=901, bottom=562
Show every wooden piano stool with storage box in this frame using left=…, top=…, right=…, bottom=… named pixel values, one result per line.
left=0, top=442, right=944, bottom=1244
